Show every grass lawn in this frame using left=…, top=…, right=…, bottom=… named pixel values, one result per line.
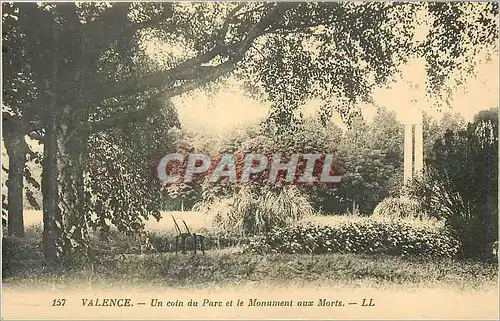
left=4, top=250, right=498, bottom=291
left=3, top=210, right=498, bottom=292
left=22, top=209, right=445, bottom=235
left=3, top=210, right=498, bottom=319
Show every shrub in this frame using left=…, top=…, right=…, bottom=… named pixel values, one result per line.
left=194, top=185, right=313, bottom=236
left=408, top=110, right=498, bottom=260
left=302, top=212, right=444, bottom=231
left=372, top=196, right=425, bottom=220
left=244, top=220, right=461, bottom=258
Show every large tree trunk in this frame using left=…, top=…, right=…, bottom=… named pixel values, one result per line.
left=41, top=112, right=64, bottom=265
left=3, top=114, right=28, bottom=237
left=41, top=109, right=90, bottom=264
left=40, top=18, right=92, bottom=264
left=57, top=107, right=90, bottom=256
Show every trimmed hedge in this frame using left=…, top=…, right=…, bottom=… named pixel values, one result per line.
left=244, top=220, right=461, bottom=258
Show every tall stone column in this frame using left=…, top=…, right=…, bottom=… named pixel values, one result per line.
left=414, top=123, right=423, bottom=176
left=403, top=123, right=413, bottom=184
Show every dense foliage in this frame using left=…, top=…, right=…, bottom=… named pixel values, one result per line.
left=195, top=185, right=313, bottom=237
left=408, top=108, right=498, bottom=260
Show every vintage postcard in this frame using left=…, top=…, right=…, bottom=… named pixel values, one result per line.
left=1, top=1, right=499, bottom=320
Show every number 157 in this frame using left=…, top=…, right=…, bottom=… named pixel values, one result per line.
left=52, top=299, right=66, bottom=306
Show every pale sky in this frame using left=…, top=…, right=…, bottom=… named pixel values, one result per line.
left=173, top=53, right=499, bottom=134
left=172, top=81, right=271, bottom=134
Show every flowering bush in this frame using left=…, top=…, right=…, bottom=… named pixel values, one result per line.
left=244, top=220, right=461, bottom=258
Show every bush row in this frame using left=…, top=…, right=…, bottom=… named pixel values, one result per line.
left=243, top=220, right=461, bottom=258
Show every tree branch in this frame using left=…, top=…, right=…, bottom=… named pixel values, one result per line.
left=86, top=3, right=294, bottom=134
left=91, top=4, right=249, bottom=104
left=86, top=98, right=173, bottom=134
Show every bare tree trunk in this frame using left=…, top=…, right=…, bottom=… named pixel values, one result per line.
left=58, top=111, right=90, bottom=255
left=41, top=108, right=89, bottom=265
left=41, top=20, right=63, bottom=265
left=40, top=17, right=91, bottom=264
left=3, top=114, right=28, bottom=237
left=41, top=113, right=63, bottom=265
